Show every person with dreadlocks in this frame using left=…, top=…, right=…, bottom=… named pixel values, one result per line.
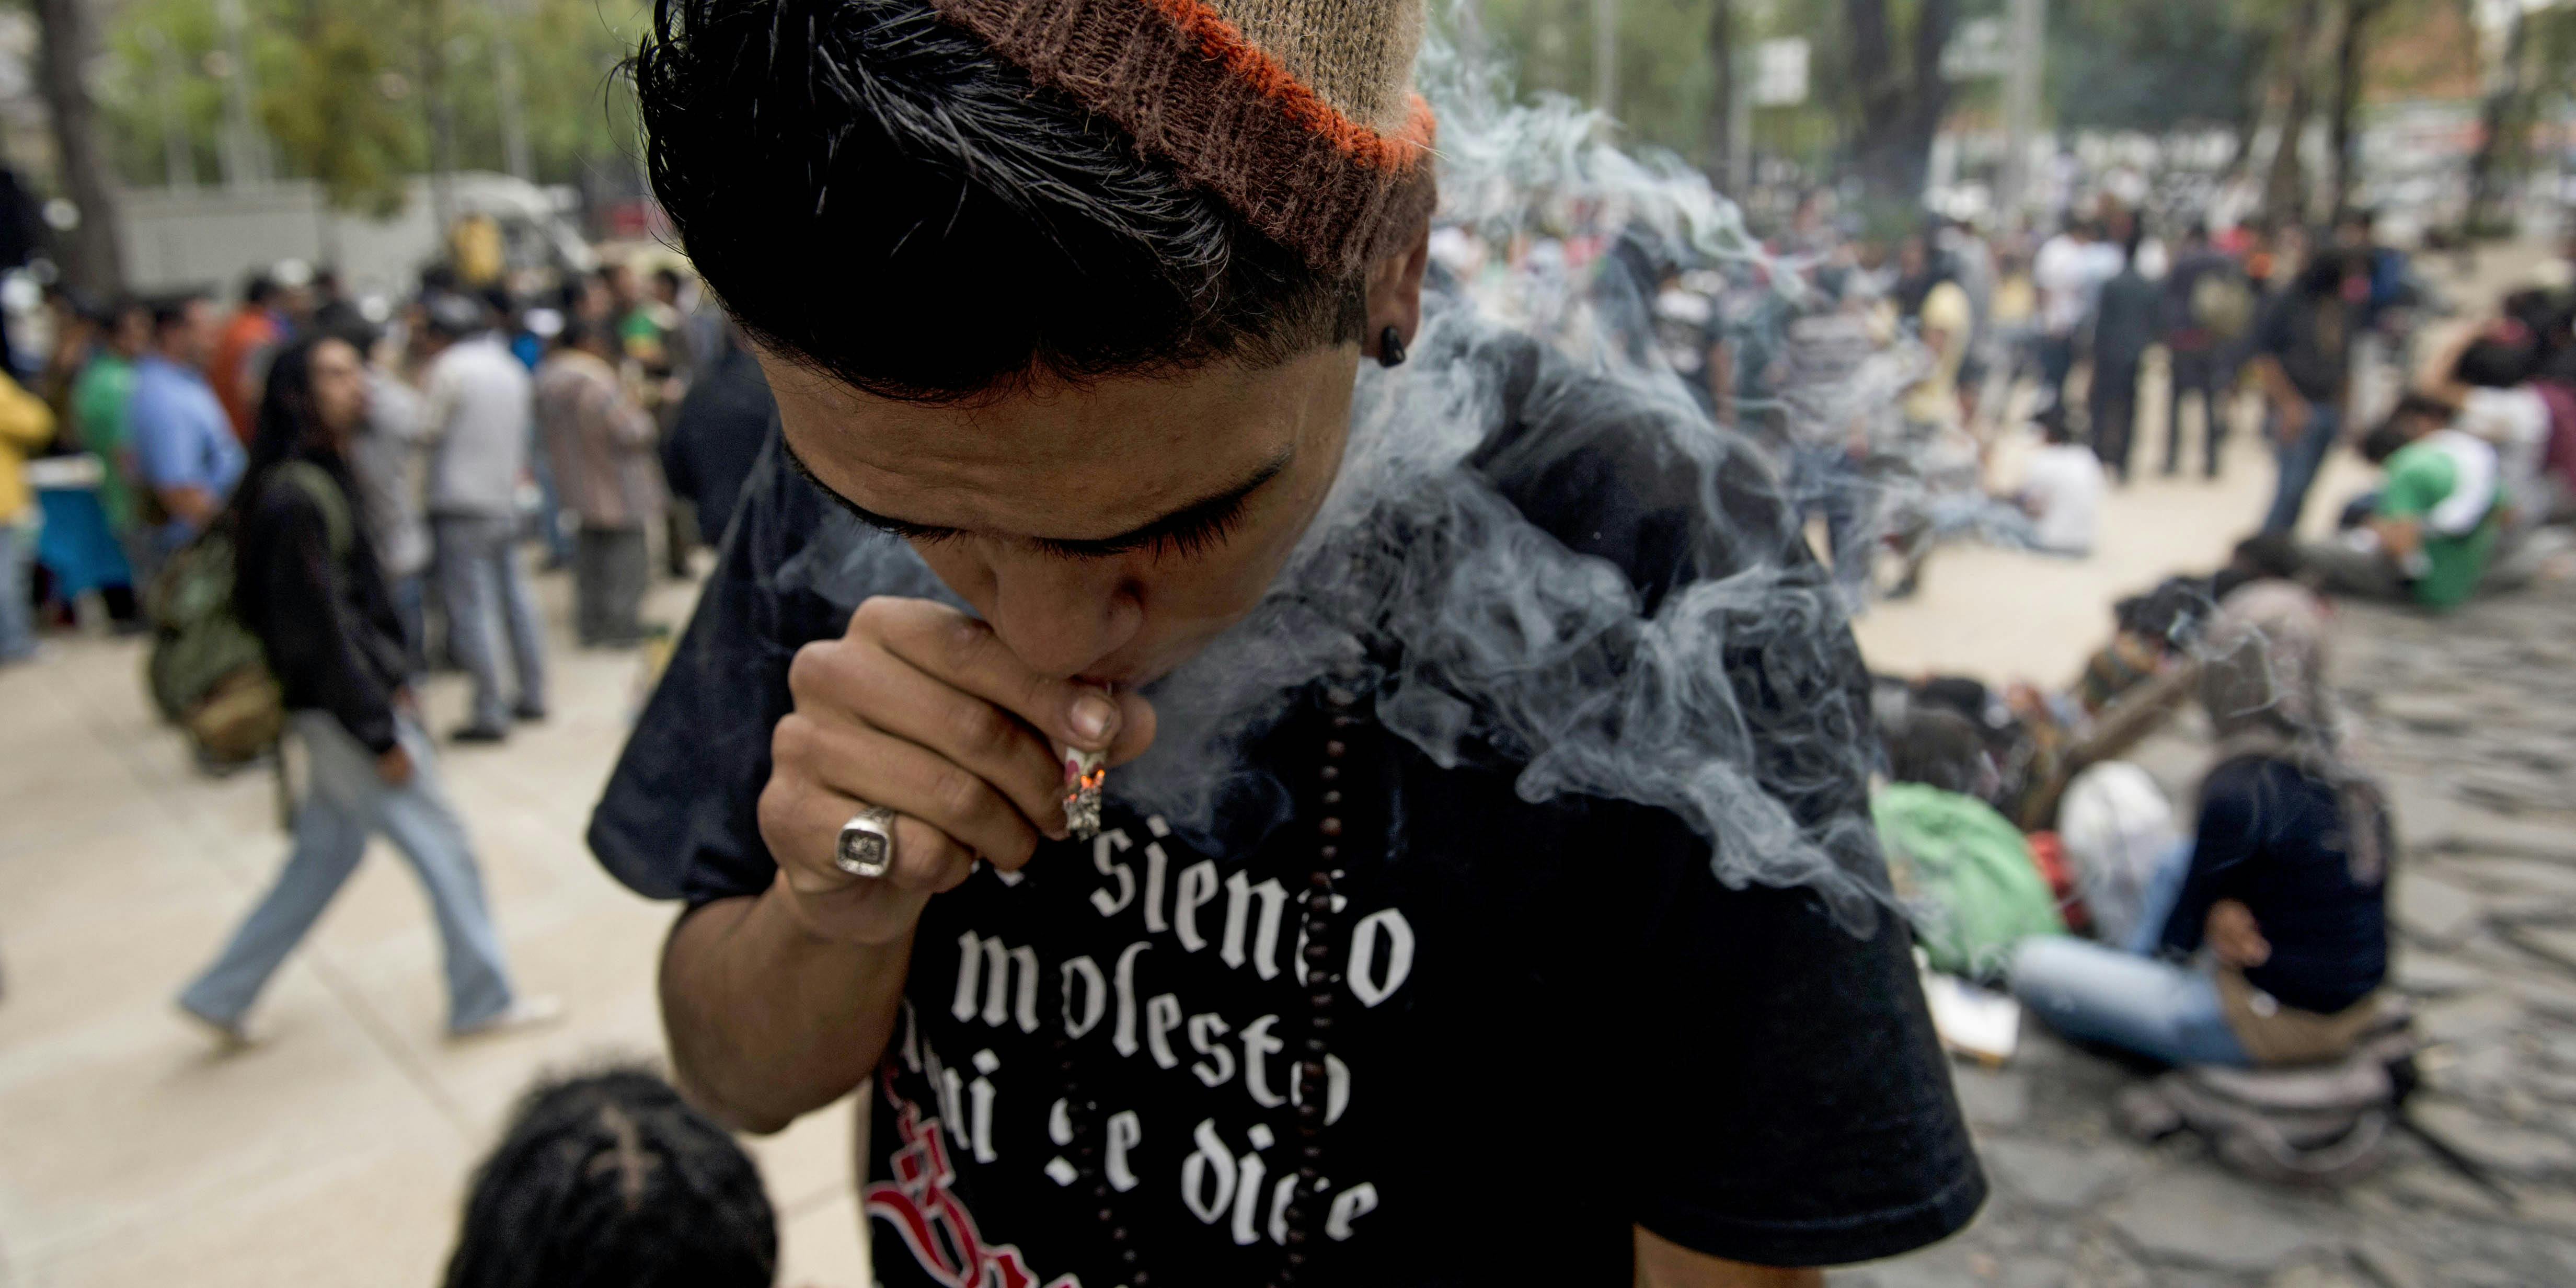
left=175, top=334, right=559, bottom=1045
left=2009, top=582, right=2393, bottom=1067
left=444, top=1067, right=777, bottom=1288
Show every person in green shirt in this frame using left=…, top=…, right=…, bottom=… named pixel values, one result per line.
left=70, top=298, right=151, bottom=536
left=2298, top=393, right=2500, bottom=611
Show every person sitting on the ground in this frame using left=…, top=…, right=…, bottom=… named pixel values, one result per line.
left=2009, top=582, right=2391, bottom=1067
left=444, top=1067, right=777, bottom=1288
left=1874, top=708, right=2064, bottom=980
left=2018, top=406, right=2106, bottom=556
left=2432, top=327, right=2562, bottom=530
left=2299, top=393, right=2501, bottom=611
left=2004, top=577, right=2212, bottom=830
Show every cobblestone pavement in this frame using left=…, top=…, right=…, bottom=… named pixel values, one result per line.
left=1845, top=580, right=2576, bottom=1288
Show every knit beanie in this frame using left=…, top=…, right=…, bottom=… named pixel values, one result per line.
left=927, top=0, right=1438, bottom=275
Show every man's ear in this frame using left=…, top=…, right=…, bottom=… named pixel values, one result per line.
left=1362, top=217, right=1433, bottom=362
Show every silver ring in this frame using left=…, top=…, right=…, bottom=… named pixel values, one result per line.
left=834, top=805, right=900, bottom=879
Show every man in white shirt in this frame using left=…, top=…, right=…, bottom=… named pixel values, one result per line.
left=418, top=293, right=549, bottom=742
left=2031, top=222, right=2101, bottom=412
left=2020, top=411, right=2107, bottom=556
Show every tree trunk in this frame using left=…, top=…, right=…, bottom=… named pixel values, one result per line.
left=2262, top=0, right=2322, bottom=226
left=31, top=0, right=125, bottom=295
left=2327, top=0, right=2380, bottom=219
left=2466, top=6, right=2528, bottom=237
left=2221, top=28, right=2278, bottom=181
left=1705, top=0, right=1734, bottom=189
left=1844, top=0, right=1958, bottom=214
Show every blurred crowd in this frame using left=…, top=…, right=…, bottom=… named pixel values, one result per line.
left=2, top=257, right=771, bottom=688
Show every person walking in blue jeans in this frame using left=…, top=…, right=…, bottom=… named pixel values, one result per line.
left=2251, top=249, right=2362, bottom=534
left=177, top=334, right=559, bottom=1044
left=416, top=294, right=550, bottom=742
left=2009, top=580, right=2390, bottom=1067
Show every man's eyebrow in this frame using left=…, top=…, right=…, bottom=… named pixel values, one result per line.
left=780, top=436, right=953, bottom=540
left=779, top=434, right=1293, bottom=558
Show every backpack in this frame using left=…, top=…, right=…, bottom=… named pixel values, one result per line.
left=145, top=462, right=351, bottom=767
left=1872, top=783, right=2068, bottom=981
left=2117, top=1009, right=2417, bottom=1187
left=2190, top=269, right=2258, bottom=341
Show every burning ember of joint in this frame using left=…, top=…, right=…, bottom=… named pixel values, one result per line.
left=1062, top=747, right=1107, bottom=841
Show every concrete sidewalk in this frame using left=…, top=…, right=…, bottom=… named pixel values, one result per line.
left=0, top=572, right=870, bottom=1287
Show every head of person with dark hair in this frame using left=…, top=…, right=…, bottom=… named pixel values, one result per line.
left=2296, top=246, right=2354, bottom=298
left=650, top=266, right=686, bottom=306
left=419, top=292, right=489, bottom=347
left=2038, top=405, right=2077, bottom=446
left=420, top=263, right=463, bottom=297
left=1883, top=707, right=1991, bottom=798
left=2214, top=531, right=2304, bottom=602
left=630, top=0, right=1433, bottom=685
left=2362, top=392, right=2450, bottom=465
left=152, top=293, right=217, bottom=369
left=442, top=1067, right=777, bottom=1288
left=240, top=272, right=280, bottom=309
left=2184, top=220, right=2211, bottom=247
left=554, top=313, right=615, bottom=360
left=103, top=295, right=154, bottom=360
left=2332, top=207, right=2376, bottom=248
left=2452, top=332, right=2538, bottom=389
left=226, top=334, right=373, bottom=527
left=2118, top=576, right=2214, bottom=654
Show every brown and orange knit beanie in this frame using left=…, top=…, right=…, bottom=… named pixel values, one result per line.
left=926, top=0, right=1438, bottom=275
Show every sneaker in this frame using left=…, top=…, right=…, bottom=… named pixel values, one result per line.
left=176, top=1001, right=254, bottom=1051
left=449, top=995, right=565, bottom=1040
left=450, top=723, right=510, bottom=745
left=510, top=701, right=548, bottom=723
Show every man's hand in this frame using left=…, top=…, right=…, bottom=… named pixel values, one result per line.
left=376, top=744, right=415, bottom=787
left=2206, top=899, right=2272, bottom=969
left=757, top=596, right=1156, bottom=946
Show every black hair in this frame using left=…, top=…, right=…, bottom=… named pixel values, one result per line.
left=2116, top=576, right=2212, bottom=650
left=2186, top=220, right=2211, bottom=243
left=422, top=292, right=490, bottom=341
left=629, top=0, right=1364, bottom=404
left=242, top=272, right=279, bottom=305
left=556, top=314, right=612, bottom=353
left=2452, top=336, right=2537, bottom=389
left=2296, top=247, right=2352, bottom=297
left=151, top=293, right=208, bottom=334
left=2039, top=409, right=2077, bottom=446
left=1884, top=708, right=1988, bottom=796
left=652, top=265, right=686, bottom=293
left=2360, top=415, right=2419, bottom=465
left=443, top=1067, right=776, bottom=1288
left=219, top=334, right=366, bottom=547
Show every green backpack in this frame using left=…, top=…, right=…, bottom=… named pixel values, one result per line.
left=1873, top=781, right=2068, bottom=980
left=145, top=462, right=351, bottom=767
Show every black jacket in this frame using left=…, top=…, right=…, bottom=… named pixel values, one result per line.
left=234, top=449, right=410, bottom=754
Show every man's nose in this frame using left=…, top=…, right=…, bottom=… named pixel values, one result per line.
left=984, top=559, right=1145, bottom=680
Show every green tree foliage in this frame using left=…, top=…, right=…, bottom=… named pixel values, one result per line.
left=263, top=0, right=422, bottom=214
left=2044, top=0, right=2271, bottom=133
left=95, top=0, right=650, bottom=207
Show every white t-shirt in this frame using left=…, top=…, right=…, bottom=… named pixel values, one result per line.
left=2456, top=385, right=2555, bottom=526
left=2033, top=235, right=2091, bottom=336
left=2021, top=443, right=2106, bottom=555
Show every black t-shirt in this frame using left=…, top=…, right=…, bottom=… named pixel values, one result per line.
left=590, top=341, right=1984, bottom=1284
left=2160, top=755, right=2389, bottom=1015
